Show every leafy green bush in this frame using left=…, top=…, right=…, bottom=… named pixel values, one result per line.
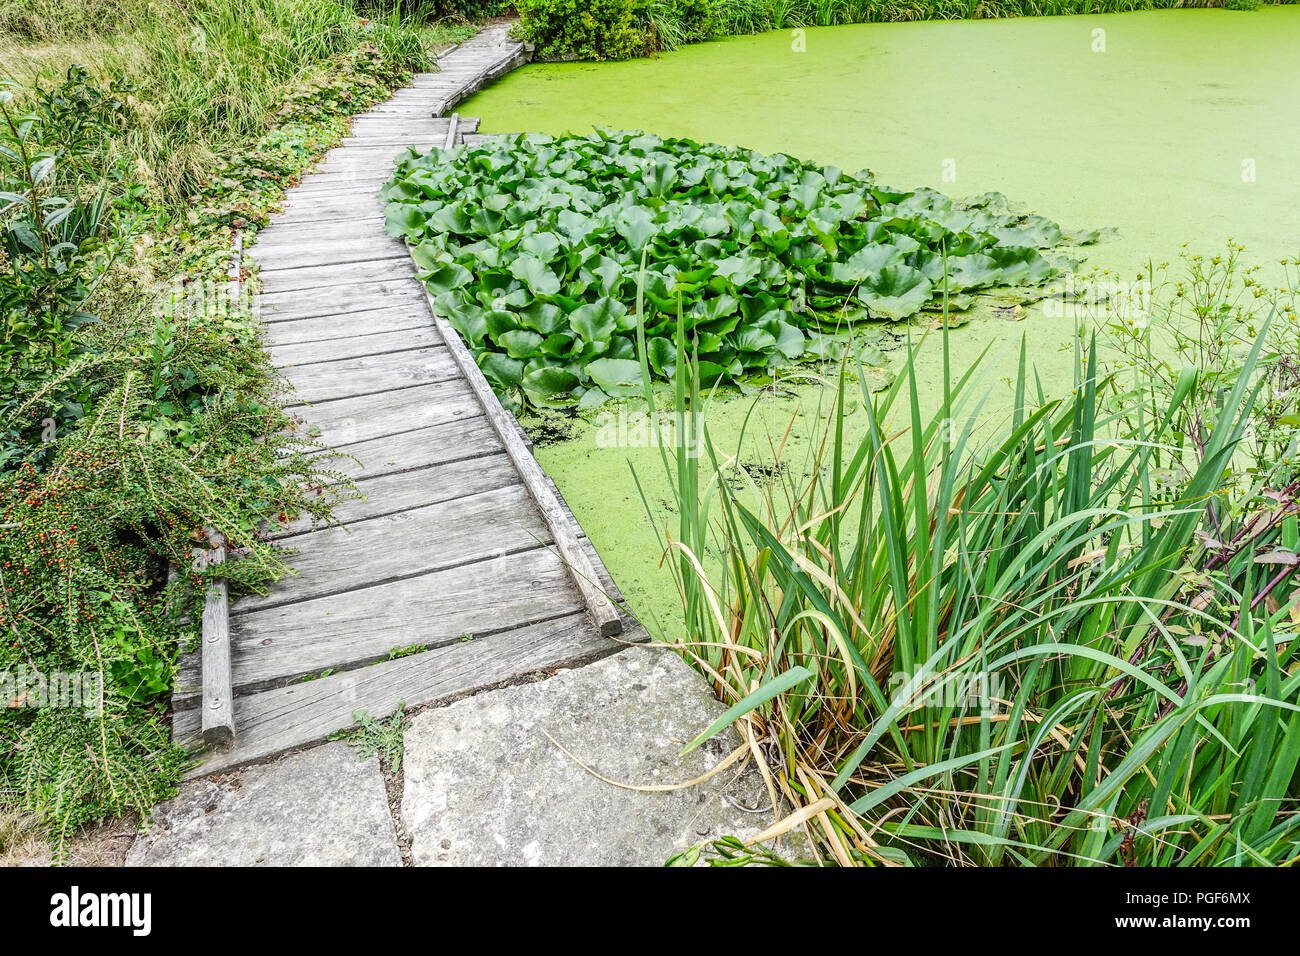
left=0, top=31, right=414, bottom=845
left=383, top=130, right=1092, bottom=410
left=0, top=70, right=142, bottom=471
left=514, top=0, right=653, bottom=60
left=0, top=95, right=351, bottom=829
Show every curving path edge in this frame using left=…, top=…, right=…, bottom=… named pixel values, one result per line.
left=170, top=22, right=632, bottom=778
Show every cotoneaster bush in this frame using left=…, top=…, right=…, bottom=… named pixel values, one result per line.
left=0, top=9, right=431, bottom=845
left=383, top=129, right=1095, bottom=411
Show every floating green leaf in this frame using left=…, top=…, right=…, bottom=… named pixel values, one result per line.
left=384, top=131, right=1092, bottom=408
left=857, top=265, right=933, bottom=320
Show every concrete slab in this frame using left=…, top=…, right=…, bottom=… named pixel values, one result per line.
left=127, top=742, right=401, bottom=866
left=401, top=647, right=799, bottom=866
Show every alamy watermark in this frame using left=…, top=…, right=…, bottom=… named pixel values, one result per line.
left=2, top=665, right=102, bottom=713
left=889, top=669, right=1004, bottom=716
left=154, top=273, right=254, bottom=324
left=1041, top=275, right=1153, bottom=325
left=594, top=409, right=706, bottom=458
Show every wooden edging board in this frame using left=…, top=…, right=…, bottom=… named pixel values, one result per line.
left=407, top=244, right=623, bottom=638
left=198, top=234, right=242, bottom=747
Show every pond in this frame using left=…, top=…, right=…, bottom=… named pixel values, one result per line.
left=461, top=8, right=1300, bottom=625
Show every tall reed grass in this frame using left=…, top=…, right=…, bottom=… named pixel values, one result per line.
left=637, top=282, right=1300, bottom=865
left=0, top=0, right=434, bottom=205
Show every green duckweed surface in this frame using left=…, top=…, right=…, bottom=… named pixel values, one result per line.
left=460, top=9, right=1300, bottom=625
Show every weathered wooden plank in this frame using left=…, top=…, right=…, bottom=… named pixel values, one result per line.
left=343, top=115, right=476, bottom=144
left=431, top=43, right=530, bottom=117
left=342, top=130, right=454, bottom=145
left=197, top=244, right=242, bottom=748
left=253, top=223, right=384, bottom=252
left=336, top=139, right=431, bottom=152
left=288, top=175, right=394, bottom=195
left=259, top=281, right=423, bottom=321
left=366, top=89, right=449, bottom=105
left=200, top=538, right=234, bottom=747
left=364, top=105, right=444, bottom=116
left=292, top=378, right=481, bottom=448
left=339, top=133, right=436, bottom=149
left=253, top=226, right=398, bottom=252
left=267, top=321, right=441, bottom=363
left=250, top=233, right=407, bottom=272
left=347, top=117, right=452, bottom=134
left=348, top=116, right=453, bottom=128
left=275, top=450, right=517, bottom=535
left=280, top=346, right=460, bottom=405
left=314, top=143, right=425, bottom=159
left=377, top=85, right=449, bottom=101
left=307, top=416, right=502, bottom=483
left=232, top=482, right=549, bottom=614
left=313, top=153, right=411, bottom=176
left=280, top=181, right=388, bottom=202
left=257, top=256, right=414, bottom=294
left=271, top=195, right=383, bottom=225
left=173, top=612, right=624, bottom=777
left=255, top=242, right=408, bottom=273
left=416, top=279, right=621, bottom=637
left=254, top=217, right=393, bottom=247
left=290, top=166, right=389, bottom=186
left=340, top=134, right=437, bottom=148
left=349, top=110, right=463, bottom=125
left=176, top=545, right=581, bottom=701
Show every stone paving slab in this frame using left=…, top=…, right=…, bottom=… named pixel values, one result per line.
left=401, top=647, right=800, bottom=866
left=127, top=742, right=400, bottom=866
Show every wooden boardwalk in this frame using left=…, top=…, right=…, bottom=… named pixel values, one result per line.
left=172, top=24, right=633, bottom=777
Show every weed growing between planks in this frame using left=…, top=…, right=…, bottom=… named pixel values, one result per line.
left=331, top=704, right=409, bottom=774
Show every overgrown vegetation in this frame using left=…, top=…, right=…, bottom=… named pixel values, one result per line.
left=516, top=0, right=1292, bottom=60
left=0, top=0, right=448, bottom=207
left=645, top=250, right=1300, bottom=866
left=331, top=704, right=409, bottom=772
left=384, top=129, right=1093, bottom=411
left=0, top=0, right=465, bottom=851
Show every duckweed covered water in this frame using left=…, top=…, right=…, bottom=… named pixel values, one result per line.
left=461, top=9, right=1300, bottom=623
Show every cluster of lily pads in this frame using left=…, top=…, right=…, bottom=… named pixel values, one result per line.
left=382, top=129, right=1094, bottom=409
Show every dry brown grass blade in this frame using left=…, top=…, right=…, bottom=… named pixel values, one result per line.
left=541, top=729, right=750, bottom=793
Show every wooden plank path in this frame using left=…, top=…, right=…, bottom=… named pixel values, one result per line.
left=173, top=23, right=636, bottom=777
